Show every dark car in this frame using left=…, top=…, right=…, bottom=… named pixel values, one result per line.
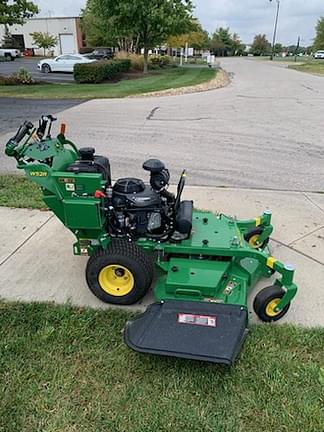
left=86, top=48, right=114, bottom=60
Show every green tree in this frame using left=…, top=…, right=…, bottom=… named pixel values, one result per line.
left=1, top=0, right=38, bottom=48
left=167, top=29, right=209, bottom=51
left=313, top=16, right=324, bottom=51
left=286, top=44, right=307, bottom=55
left=81, top=1, right=135, bottom=50
left=251, top=34, right=271, bottom=56
left=210, top=27, right=244, bottom=56
left=30, top=32, right=58, bottom=55
left=0, top=0, right=38, bottom=25
left=274, top=43, right=284, bottom=54
left=232, top=32, right=246, bottom=55
left=1, top=31, right=13, bottom=47
left=84, top=0, right=194, bottom=73
left=211, top=27, right=233, bottom=56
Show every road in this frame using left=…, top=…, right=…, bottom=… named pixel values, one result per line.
left=0, top=98, right=87, bottom=135
left=1, top=58, right=324, bottom=192
left=0, top=57, right=75, bottom=83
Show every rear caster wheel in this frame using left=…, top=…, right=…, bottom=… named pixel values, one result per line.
left=253, top=285, right=290, bottom=322
left=244, top=227, right=269, bottom=249
left=86, top=240, right=154, bottom=305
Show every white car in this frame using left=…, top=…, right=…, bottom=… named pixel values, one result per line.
left=314, top=50, right=324, bottom=59
left=37, top=54, right=96, bottom=73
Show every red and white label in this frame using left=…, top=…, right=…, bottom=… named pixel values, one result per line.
left=177, top=313, right=217, bottom=327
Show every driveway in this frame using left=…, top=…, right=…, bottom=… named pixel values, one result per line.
left=0, top=57, right=75, bottom=83
left=1, top=58, right=324, bottom=192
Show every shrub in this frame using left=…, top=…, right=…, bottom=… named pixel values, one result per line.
left=0, top=75, right=18, bottom=85
left=14, top=68, right=35, bottom=84
left=114, top=58, right=131, bottom=72
left=0, top=68, right=36, bottom=86
left=73, top=59, right=131, bottom=83
left=149, top=54, right=171, bottom=68
left=115, top=51, right=144, bottom=71
left=74, top=61, right=106, bottom=83
left=115, top=51, right=172, bottom=71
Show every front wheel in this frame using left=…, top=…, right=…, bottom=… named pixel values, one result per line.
left=86, top=240, right=154, bottom=305
left=42, top=63, right=51, bottom=73
left=244, top=227, right=269, bottom=249
left=253, top=285, right=290, bottom=322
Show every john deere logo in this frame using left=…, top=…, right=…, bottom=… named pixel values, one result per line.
left=30, top=171, right=48, bottom=177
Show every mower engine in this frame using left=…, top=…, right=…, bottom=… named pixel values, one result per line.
left=67, top=147, right=191, bottom=240
left=111, top=159, right=178, bottom=238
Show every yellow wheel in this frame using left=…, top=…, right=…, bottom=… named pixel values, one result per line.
left=253, top=285, right=290, bottom=322
left=244, top=227, right=269, bottom=249
left=86, top=240, right=153, bottom=305
left=248, top=234, right=262, bottom=249
left=265, top=298, right=281, bottom=317
left=99, top=265, right=134, bottom=296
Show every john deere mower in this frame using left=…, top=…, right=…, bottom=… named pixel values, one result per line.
left=5, top=116, right=298, bottom=364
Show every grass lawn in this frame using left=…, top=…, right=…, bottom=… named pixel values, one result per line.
left=0, top=174, right=44, bottom=209
left=251, top=55, right=312, bottom=62
left=288, top=61, right=324, bottom=75
left=0, top=302, right=323, bottom=432
left=0, top=67, right=216, bottom=99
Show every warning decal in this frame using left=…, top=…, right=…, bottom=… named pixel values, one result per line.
left=177, top=313, right=217, bottom=327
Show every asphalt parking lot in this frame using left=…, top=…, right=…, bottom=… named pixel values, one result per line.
left=0, top=98, right=86, bottom=135
left=0, top=57, right=75, bottom=83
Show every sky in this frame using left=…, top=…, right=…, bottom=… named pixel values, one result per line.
left=34, top=0, right=324, bottom=46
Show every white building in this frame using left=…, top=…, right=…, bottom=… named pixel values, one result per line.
left=0, top=17, right=84, bottom=56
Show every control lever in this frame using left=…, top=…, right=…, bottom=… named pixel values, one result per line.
left=5, top=121, right=34, bottom=158
left=8, top=121, right=34, bottom=146
left=36, top=114, right=57, bottom=139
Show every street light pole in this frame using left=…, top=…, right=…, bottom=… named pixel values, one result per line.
left=269, top=0, right=280, bottom=60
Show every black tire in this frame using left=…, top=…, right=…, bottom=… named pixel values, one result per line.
left=244, top=227, right=269, bottom=249
left=86, top=239, right=154, bottom=305
left=42, top=63, right=51, bottom=73
left=4, top=53, right=13, bottom=61
left=253, top=285, right=290, bottom=322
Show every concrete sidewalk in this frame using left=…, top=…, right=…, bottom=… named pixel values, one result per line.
left=0, top=185, right=324, bottom=326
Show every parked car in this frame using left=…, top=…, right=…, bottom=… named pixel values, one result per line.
left=85, top=47, right=114, bottom=60
left=23, top=48, right=35, bottom=57
left=37, top=54, right=96, bottom=73
left=314, top=50, right=324, bottom=59
left=0, top=48, right=21, bottom=61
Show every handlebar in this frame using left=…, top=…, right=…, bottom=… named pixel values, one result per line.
left=37, top=115, right=57, bottom=139
left=174, top=170, right=186, bottom=212
left=5, top=121, right=34, bottom=157
left=11, top=121, right=34, bottom=146
left=5, top=115, right=72, bottom=162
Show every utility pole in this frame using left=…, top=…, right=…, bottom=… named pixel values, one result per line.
left=269, top=0, right=280, bottom=60
left=294, top=36, right=300, bottom=62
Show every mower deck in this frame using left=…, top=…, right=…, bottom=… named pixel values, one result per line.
left=153, top=211, right=270, bottom=306
left=124, top=301, right=248, bottom=365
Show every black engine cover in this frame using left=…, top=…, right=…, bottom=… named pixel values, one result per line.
left=113, top=178, right=161, bottom=208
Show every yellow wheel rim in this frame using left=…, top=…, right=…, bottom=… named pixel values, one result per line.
left=99, top=264, right=134, bottom=296
left=265, top=298, right=281, bottom=317
left=249, top=234, right=261, bottom=249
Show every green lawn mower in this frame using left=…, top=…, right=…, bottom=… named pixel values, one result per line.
left=5, top=116, right=298, bottom=365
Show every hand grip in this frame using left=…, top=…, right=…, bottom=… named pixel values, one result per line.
left=12, top=121, right=34, bottom=145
